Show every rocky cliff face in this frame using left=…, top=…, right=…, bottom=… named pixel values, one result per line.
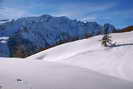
left=0, top=15, right=116, bottom=57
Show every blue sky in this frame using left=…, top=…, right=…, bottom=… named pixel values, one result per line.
left=0, top=0, right=133, bottom=28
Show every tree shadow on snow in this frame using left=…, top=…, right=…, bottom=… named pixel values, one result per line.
left=109, top=43, right=133, bottom=48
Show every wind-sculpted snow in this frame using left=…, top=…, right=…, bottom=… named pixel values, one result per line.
left=0, top=59, right=133, bottom=89
left=0, top=15, right=116, bottom=57
left=28, top=31, right=133, bottom=82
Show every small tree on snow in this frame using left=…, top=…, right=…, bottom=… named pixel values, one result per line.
left=101, top=34, right=112, bottom=47
left=101, top=25, right=113, bottom=47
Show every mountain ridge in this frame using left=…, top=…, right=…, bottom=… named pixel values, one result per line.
left=0, top=14, right=119, bottom=57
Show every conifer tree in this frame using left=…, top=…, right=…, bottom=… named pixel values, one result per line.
left=101, top=25, right=113, bottom=47
left=101, top=34, right=112, bottom=47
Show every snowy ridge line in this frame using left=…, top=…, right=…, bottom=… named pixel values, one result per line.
left=26, top=31, right=133, bottom=82
left=27, top=35, right=101, bottom=60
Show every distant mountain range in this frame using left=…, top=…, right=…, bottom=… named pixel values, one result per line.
left=116, top=26, right=133, bottom=33
left=0, top=14, right=131, bottom=57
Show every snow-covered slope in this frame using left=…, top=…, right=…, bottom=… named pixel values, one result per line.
left=1, top=32, right=133, bottom=89
left=28, top=31, right=133, bottom=81
left=0, top=58, right=133, bottom=89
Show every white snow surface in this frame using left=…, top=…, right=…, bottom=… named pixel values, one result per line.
left=0, top=58, right=133, bottom=89
left=1, top=32, right=133, bottom=89
left=28, top=31, right=133, bottom=81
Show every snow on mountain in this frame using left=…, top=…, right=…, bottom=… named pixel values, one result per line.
left=27, top=31, right=133, bottom=81
left=0, top=37, right=10, bottom=57
left=0, top=14, right=116, bottom=57
left=0, top=58, right=133, bottom=89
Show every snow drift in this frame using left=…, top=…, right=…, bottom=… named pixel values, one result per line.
left=0, top=59, right=133, bottom=89
left=28, top=31, right=133, bottom=81
left=0, top=31, right=133, bottom=89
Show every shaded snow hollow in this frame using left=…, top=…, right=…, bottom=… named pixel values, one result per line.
left=28, top=31, right=133, bottom=82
